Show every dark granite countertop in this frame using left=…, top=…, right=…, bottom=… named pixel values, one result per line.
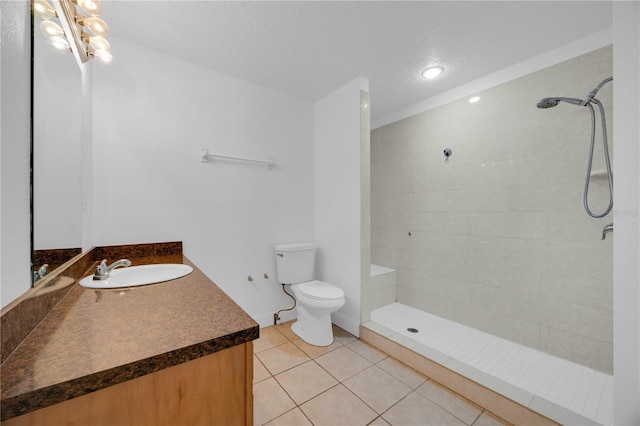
left=0, top=251, right=259, bottom=421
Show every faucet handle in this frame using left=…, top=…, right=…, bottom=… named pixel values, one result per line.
left=93, top=259, right=108, bottom=280
left=97, top=259, right=107, bottom=272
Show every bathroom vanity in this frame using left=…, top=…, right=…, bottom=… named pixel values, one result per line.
left=0, top=242, right=258, bottom=425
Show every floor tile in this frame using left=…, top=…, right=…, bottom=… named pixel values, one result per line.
left=472, top=411, right=511, bottom=426
left=343, top=365, right=412, bottom=414
left=264, top=408, right=312, bottom=426
left=254, top=355, right=271, bottom=383
left=275, top=320, right=299, bottom=341
left=300, top=384, right=378, bottom=425
left=257, top=342, right=311, bottom=375
left=382, top=391, right=466, bottom=426
left=254, top=377, right=296, bottom=426
left=254, top=327, right=289, bottom=353
left=275, top=360, right=339, bottom=405
left=369, top=416, right=391, bottom=425
left=254, top=324, right=510, bottom=426
left=292, top=337, right=343, bottom=358
left=315, top=346, right=372, bottom=381
left=376, top=357, right=427, bottom=389
left=416, top=380, right=482, bottom=424
left=347, top=340, right=389, bottom=363
left=333, top=324, right=358, bottom=345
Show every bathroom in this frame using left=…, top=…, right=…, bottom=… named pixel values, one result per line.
left=1, top=1, right=638, bottom=425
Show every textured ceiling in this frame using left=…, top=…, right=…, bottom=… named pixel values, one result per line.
left=100, top=1, right=613, bottom=122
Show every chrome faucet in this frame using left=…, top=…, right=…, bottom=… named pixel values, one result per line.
left=32, top=264, right=49, bottom=283
left=601, top=223, right=614, bottom=240
left=93, top=258, right=132, bottom=280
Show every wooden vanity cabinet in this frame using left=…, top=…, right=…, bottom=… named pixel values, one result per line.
left=3, top=342, right=253, bottom=426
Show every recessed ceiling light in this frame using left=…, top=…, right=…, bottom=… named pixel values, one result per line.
left=469, top=96, right=480, bottom=104
left=421, top=66, right=444, bottom=79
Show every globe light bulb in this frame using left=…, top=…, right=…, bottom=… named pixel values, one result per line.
left=93, top=48, right=113, bottom=65
left=48, top=36, right=70, bottom=53
left=81, top=16, right=109, bottom=36
left=34, top=0, right=56, bottom=19
left=40, top=20, right=65, bottom=38
left=78, top=0, right=102, bottom=16
left=89, top=35, right=110, bottom=52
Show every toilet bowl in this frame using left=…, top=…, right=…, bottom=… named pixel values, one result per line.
left=274, top=243, right=346, bottom=346
left=290, top=280, right=345, bottom=346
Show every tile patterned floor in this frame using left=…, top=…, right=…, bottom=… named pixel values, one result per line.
left=253, top=321, right=511, bottom=426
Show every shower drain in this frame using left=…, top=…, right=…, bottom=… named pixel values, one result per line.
left=407, top=327, right=419, bottom=333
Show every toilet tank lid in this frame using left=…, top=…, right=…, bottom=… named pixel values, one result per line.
left=275, top=242, right=316, bottom=252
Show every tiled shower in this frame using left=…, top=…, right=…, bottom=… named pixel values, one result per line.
left=369, top=46, right=613, bottom=375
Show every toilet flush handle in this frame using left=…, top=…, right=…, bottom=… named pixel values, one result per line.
left=277, top=252, right=284, bottom=257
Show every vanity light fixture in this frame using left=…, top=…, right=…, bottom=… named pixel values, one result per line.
left=33, top=0, right=113, bottom=65
left=421, top=65, right=445, bottom=80
left=469, top=96, right=481, bottom=104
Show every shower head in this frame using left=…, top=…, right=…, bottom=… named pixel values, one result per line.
left=536, top=97, right=585, bottom=109
left=536, top=98, right=559, bottom=109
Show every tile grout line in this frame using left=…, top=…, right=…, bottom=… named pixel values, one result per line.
left=258, top=327, right=404, bottom=424
left=257, top=325, right=380, bottom=424
left=254, top=323, right=510, bottom=426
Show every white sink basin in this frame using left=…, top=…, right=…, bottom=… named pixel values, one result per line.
left=80, top=264, right=193, bottom=289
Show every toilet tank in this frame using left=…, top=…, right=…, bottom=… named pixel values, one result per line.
left=274, top=242, right=316, bottom=284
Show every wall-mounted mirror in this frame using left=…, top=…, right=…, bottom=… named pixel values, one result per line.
left=31, top=11, right=83, bottom=284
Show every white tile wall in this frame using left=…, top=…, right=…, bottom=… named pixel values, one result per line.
left=370, top=46, right=613, bottom=373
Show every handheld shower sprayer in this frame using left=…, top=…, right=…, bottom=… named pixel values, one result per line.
left=535, top=77, right=614, bottom=220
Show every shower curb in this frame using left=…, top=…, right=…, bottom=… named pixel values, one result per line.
left=360, top=323, right=599, bottom=426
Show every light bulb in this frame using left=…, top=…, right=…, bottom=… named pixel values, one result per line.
left=89, top=35, right=110, bottom=52
left=48, top=36, right=70, bottom=53
left=78, top=0, right=102, bottom=16
left=34, top=0, right=56, bottom=19
left=93, top=48, right=113, bottom=65
left=421, top=66, right=445, bottom=79
left=40, top=20, right=65, bottom=38
left=81, top=16, right=109, bottom=36
left=468, top=96, right=480, bottom=104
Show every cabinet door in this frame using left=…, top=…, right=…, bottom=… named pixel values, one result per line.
left=3, top=342, right=253, bottom=426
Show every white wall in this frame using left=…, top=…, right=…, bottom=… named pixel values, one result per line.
left=612, top=2, right=640, bottom=424
left=92, top=37, right=315, bottom=327
left=314, top=77, right=368, bottom=336
left=0, top=0, right=32, bottom=308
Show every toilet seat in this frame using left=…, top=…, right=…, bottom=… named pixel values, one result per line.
left=297, top=280, right=344, bottom=301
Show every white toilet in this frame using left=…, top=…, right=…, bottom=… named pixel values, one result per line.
left=275, top=242, right=345, bottom=346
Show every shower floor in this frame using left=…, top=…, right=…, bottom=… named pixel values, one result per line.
left=368, top=303, right=613, bottom=425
